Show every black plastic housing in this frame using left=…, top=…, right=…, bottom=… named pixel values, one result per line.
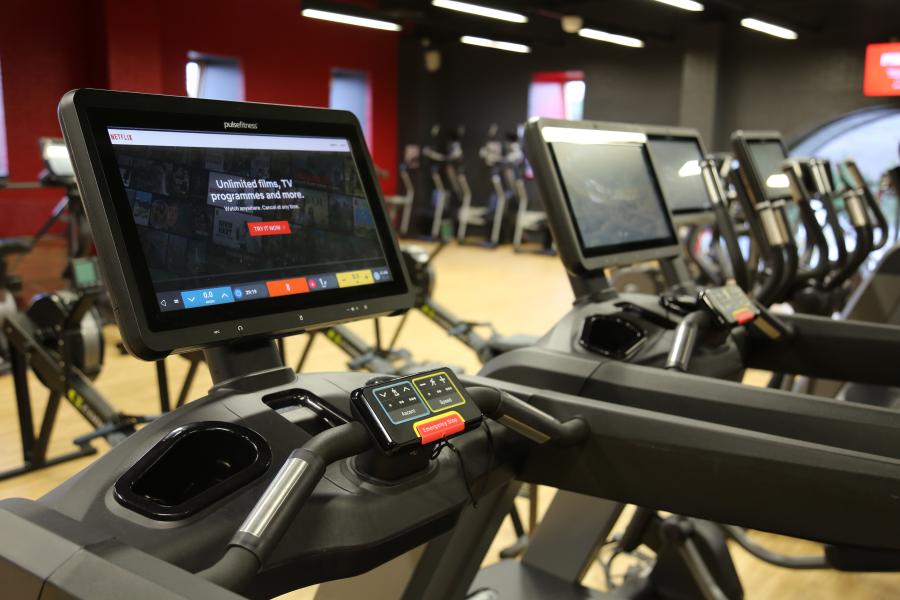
left=58, top=89, right=415, bottom=360
left=351, top=368, right=483, bottom=454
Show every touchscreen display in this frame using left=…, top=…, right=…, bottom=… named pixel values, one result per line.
left=648, top=138, right=710, bottom=213
left=550, top=141, right=675, bottom=255
left=107, top=128, right=394, bottom=313
left=747, top=140, right=791, bottom=201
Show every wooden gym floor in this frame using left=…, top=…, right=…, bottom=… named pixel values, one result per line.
left=0, top=240, right=897, bottom=598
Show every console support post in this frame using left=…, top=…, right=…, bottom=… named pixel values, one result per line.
left=204, top=338, right=285, bottom=386
left=569, top=274, right=615, bottom=305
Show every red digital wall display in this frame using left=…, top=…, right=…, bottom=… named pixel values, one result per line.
left=864, top=42, right=900, bottom=97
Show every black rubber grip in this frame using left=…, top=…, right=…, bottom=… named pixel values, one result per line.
left=468, top=386, right=588, bottom=446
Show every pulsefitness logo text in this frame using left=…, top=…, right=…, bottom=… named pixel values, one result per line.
left=224, top=121, right=259, bottom=130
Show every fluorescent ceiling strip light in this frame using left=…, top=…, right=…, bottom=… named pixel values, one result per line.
left=461, top=35, right=531, bottom=54
left=541, top=127, right=647, bottom=145
left=433, top=0, right=527, bottom=23
left=578, top=28, right=645, bottom=49
left=740, top=18, right=797, bottom=40
left=649, top=0, right=704, bottom=11
left=301, top=8, right=402, bottom=32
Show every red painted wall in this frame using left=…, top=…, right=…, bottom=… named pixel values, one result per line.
left=0, top=0, right=398, bottom=236
left=0, top=0, right=108, bottom=236
left=151, top=0, right=398, bottom=190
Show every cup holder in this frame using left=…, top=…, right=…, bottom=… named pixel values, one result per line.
left=579, top=314, right=647, bottom=359
left=114, top=422, right=271, bottom=521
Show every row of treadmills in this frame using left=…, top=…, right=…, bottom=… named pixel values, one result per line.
left=1, top=89, right=899, bottom=600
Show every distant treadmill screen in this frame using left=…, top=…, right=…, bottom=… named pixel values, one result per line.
left=107, top=128, right=393, bottom=312
left=747, top=141, right=791, bottom=201
left=550, top=141, right=675, bottom=254
left=649, top=138, right=710, bottom=213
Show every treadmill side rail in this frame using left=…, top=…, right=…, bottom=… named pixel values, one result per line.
left=746, top=313, right=900, bottom=386
left=0, top=500, right=242, bottom=600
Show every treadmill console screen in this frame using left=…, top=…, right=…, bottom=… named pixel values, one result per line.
left=525, top=121, right=682, bottom=275
left=108, top=128, right=393, bottom=313
left=647, top=137, right=711, bottom=214
left=549, top=137, right=676, bottom=257
left=746, top=140, right=791, bottom=201
left=59, top=90, right=411, bottom=359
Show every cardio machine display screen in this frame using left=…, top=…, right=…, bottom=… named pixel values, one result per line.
left=549, top=140, right=677, bottom=257
left=746, top=140, right=791, bottom=201
left=647, top=137, right=711, bottom=214
left=105, top=126, right=398, bottom=324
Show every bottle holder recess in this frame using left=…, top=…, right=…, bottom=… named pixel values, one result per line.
left=114, top=421, right=271, bottom=521
left=579, top=314, right=647, bottom=359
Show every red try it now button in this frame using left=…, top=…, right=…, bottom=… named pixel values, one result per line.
left=247, top=221, right=291, bottom=236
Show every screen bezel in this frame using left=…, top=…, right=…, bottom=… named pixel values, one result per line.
left=524, top=118, right=682, bottom=276
left=731, top=130, right=791, bottom=204
left=642, top=125, right=713, bottom=218
left=60, top=89, right=413, bottom=359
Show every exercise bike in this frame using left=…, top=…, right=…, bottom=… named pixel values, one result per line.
left=1, top=256, right=153, bottom=480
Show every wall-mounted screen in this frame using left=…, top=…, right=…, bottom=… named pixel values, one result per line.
left=864, top=42, right=900, bottom=97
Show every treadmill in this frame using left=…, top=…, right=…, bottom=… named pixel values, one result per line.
left=731, top=131, right=900, bottom=404
left=2, top=93, right=900, bottom=600
left=395, top=117, right=900, bottom=599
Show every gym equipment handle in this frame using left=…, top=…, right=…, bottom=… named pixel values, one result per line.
left=198, top=421, right=372, bottom=592
left=467, top=386, right=589, bottom=446
left=842, top=159, right=890, bottom=251
left=666, top=311, right=711, bottom=373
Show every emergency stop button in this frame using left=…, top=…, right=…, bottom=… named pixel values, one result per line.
left=733, top=308, right=756, bottom=325
left=414, top=411, right=465, bottom=444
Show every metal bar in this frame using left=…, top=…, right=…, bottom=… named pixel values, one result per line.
left=33, top=392, right=63, bottom=463
left=176, top=358, right=202, bottom=408
left=8, top=338, right=35, bottom=462
left=156, top=360, right=171, bottom=413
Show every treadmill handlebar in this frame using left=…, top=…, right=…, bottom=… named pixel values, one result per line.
left=701, top=158, right=750, bottom=292
left=199, top=422, right=372, bottom=593
left=842, top=159, right=890, bottom=250
left=782, top=161, right=831, bottom=283
left=201, top=385, right=588, bottom=592
left=467, top=386, right=589, bottom=446
left=665, top=310, right=711, bottom=373
left=845, top=191, right=870, bottom=229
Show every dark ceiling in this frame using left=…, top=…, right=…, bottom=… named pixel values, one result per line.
left=318, top=0, right=900, bottom=50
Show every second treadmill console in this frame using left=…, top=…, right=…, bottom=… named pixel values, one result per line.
left=351, top=368, right=483, bottom=454
left=524, top=118, right=681, bottom=276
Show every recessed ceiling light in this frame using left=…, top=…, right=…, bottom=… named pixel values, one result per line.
left=460, top=35, right=531, bottom=53
left=578, top=28, right=645, bottom=49
left=301, top=8, right=402, bottom=32
left=740, top=18, right=797, bottom=40
left=433, top=0, right=528, bottom=23
left=649, top=0, right=704, bottom=11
